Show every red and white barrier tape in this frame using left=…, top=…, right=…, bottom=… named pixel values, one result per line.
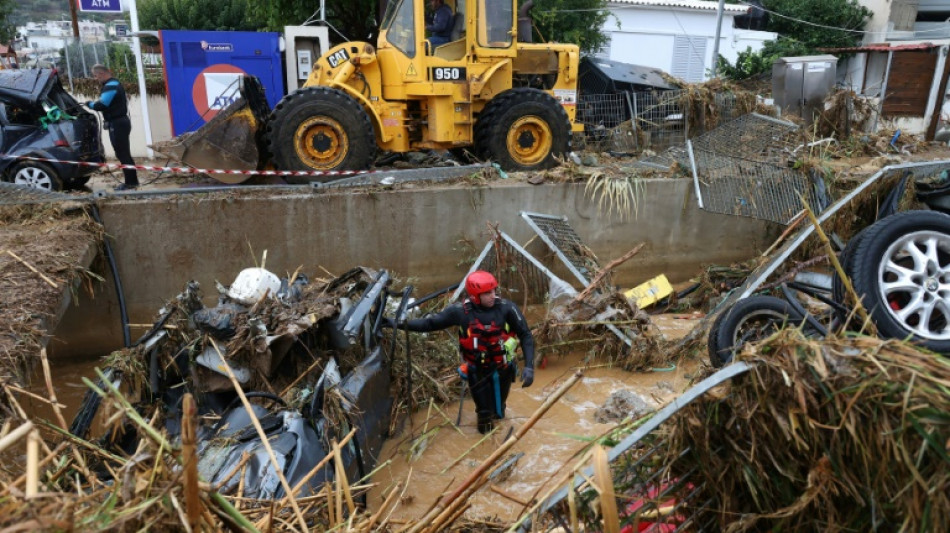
left=0, top=153, right=378, bottom=177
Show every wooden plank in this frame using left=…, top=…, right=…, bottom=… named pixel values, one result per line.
left=884, top=50, right=937, bottom=117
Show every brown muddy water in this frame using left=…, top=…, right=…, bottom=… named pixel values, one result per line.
left=27, top=313, right=703, bottom=522
left=367, top=313, right=702, bottom=523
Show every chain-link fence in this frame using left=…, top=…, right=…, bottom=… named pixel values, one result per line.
left=574, top=89, right=754, bottom=156
left=33, top=39, right=164, bottom=92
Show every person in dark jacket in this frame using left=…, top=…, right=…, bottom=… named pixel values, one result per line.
left=87, top=64, right=138, bottom=190
left=387, top=271, right=535, bottom=434
left=426, top=0, right=454, bottom=48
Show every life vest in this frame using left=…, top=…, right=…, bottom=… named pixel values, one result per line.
left=458, top=300, right=517, bottom=368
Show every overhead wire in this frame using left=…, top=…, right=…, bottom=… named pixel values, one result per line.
left=734, top=0, right=950, bottom=37
left=541, top=1, right=950, bottom=38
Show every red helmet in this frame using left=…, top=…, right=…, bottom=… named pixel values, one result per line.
left=465, top=270, right=498, bottom=298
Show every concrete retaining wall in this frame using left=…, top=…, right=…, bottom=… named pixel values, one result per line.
left=50, top=179, right=778, bottom=357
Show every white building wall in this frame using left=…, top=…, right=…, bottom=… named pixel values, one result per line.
left=72, top=91, right=174, bottom=159
left=861, top=0, right=897, bottom=43
left=602, top=4, right=776, bottom=82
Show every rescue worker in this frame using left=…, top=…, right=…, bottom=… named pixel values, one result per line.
left=385, top=271, right=535, bottom=434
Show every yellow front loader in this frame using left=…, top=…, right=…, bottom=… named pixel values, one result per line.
left=167, top=0, right=579, bottom=179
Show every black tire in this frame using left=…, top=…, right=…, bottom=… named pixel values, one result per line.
left=67, top=176, right=92, bottom=190
left=7, top=161, right=63, bottom=191
left=474, top=88, right=570, bottom=171
left=267, top=87, right=376, bottom=172
left=832, top=226, right=871, bottom=309
left=708, top=295, right=807, bottom=367
left=850, top=210, right=950, bottom=351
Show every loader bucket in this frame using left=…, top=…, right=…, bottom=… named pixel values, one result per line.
left=151, top=76, right=271, bottom=184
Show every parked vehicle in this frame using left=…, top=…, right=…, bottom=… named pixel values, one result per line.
left=0, top=68, right=103, bottom=191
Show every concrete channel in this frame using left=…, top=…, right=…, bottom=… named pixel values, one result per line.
left=49, top=178, right=778, bottom=358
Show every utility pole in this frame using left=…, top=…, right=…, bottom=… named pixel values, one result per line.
left=68, top=0, right=80, bottom=38
left=710, top=0, right=726, bottom=78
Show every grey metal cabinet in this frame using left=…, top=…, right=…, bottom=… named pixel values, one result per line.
left=772, top=55, right=838, bottom=123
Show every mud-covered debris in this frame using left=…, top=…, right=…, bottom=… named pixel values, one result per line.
left=594, top=389, right=653, bottom=423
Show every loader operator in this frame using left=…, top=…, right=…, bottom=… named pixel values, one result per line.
left=426, top=0, right=454, bottom=48
left=385, top=271, right=535, bottom=434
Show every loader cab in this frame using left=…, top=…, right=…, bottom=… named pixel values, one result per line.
left=378, top=0, right=516, bottom=61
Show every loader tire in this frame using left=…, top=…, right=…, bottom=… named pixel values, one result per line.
left=267, top=87, right=376, bottom=172
left=474, top=88, right=570, bottom=172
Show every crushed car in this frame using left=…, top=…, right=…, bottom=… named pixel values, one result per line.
left=709, top=165, right=950, bottom=365
left=71, top=265, right=402, bottom=499
left=0, top=68, right=103, bottom=191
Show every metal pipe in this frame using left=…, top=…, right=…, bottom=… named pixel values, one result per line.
left=63, top=37, right=74, bottom=92
left=394, top=286, right=414, bottom=416
left=129, top=0, right=154, bottom=158
left=710, top=0, right=726, bottom=78
left=408, top=282, right=460, bottom=310
left=89, top=203, right=131, bottom=347
left=79, top=40, right=88, bottom=77
left=871, top=50, right=894, bottom=133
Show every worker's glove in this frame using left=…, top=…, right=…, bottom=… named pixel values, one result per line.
left=521, top=366, right=534, bottom=388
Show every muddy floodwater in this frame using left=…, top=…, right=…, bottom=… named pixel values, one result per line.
left=27, top=313, right=703, bottom=523
left=368, top=313, right=702, bottom=523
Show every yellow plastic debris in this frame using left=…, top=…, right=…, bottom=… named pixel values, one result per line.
left=624, top=274, right=673, bottom=309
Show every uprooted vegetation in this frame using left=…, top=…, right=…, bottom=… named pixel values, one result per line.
left=671, top=330, right=950, bottom=531
left=0, top=204, right=103, bottom=379
left=537, top=331, right=950, bottom=532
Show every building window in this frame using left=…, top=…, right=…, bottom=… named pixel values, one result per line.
left=671, top=35, right=707, bottom=83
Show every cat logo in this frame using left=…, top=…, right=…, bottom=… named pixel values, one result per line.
left=406, top=63, right=417, bottom=77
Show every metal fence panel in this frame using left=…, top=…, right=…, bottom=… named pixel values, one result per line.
left=575, top=89, right=770, bottom=165
left=690, top=148, right=816, bottom=225
left=689, top=112, right=798, bottom=164
left=519, top=211, right=602, bottom=287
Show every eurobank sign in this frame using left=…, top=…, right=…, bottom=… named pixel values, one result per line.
left=78, top=0, right=123, bottom=12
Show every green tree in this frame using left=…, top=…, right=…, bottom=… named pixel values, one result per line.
left=247, top=0, right=378, bottom=43
left=138, top=0, right=255, bottom=32
left=529, top=0, right=611, bottom=54
left=763, top=0, right=871, bottom=51
left=0, top=0, right=15, bottom=44
left=717, top=0, right=871, bottom=80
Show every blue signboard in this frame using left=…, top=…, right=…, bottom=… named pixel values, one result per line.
left=159, top=30, right=285, bottom=136
left=78, top=0, right=122, bottom=13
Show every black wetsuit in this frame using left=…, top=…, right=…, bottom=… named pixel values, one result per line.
left=89, top=77, right=138, bottom=187
left=402, top=297, right=535, bottom=433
